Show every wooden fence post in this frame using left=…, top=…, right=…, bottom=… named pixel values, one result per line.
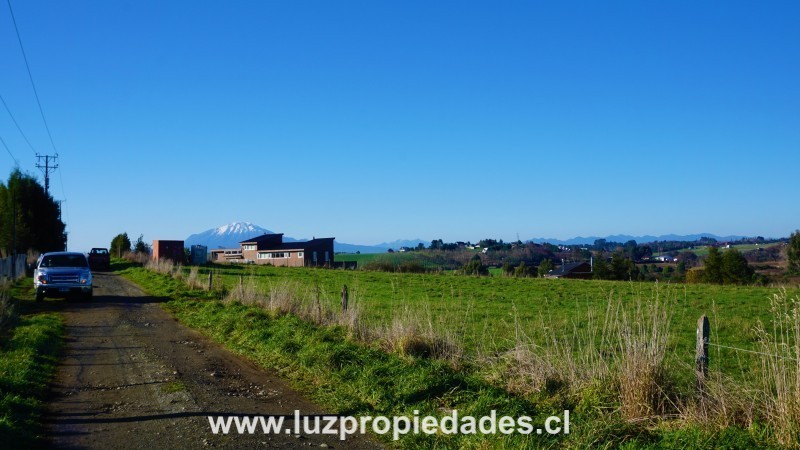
left=207, top=271, right=213, bottom=291
left=341, top=285, right=349, bottom=312
left=696, top=315, right=710, bottom=392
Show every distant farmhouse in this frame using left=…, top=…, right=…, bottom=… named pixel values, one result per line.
left=545, top=261, right=593, bottom=279
left=211, top=233, right=335, bottom=267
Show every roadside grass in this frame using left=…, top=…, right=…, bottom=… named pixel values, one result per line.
left=120, top=265, right=781, bottom=448
left=0, top=280, right=64, bottom=445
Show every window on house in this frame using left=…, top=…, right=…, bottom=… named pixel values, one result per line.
left=262, top=252, right=289, bottom=259
left=298, top=252, right=304, bottom=258
left=313, top=251, right=317, bottom=263
left=243, top=244, right=256, bottom=251
left=325, top=251, right=329, bottom=262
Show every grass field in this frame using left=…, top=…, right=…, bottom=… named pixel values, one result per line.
left=673, top=242, right=784, bottom=258
left=123, top=261, right=794, bottom=448
left=335, top=251, right=462, bottom=271
left=169, top=263, right=800, bottom=388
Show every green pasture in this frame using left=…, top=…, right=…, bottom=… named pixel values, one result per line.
left=191, top=263, right=797, bottom=385
left=673, top=242, right=783, bottom=258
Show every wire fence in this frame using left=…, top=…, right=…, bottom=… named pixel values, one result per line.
left=708, top=342, right=797, bottom=361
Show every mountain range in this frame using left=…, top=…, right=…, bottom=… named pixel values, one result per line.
left=185, top=222, right=753, bottom=254
left=526, top=233, right=749, bottom=246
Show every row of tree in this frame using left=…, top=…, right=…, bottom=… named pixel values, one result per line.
left=110, top=232, right=150, bottom=257
left=0, top=170, right=66, bottom=256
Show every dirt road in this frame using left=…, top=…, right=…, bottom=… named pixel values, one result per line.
left=44, top=272, right=382, bottom=449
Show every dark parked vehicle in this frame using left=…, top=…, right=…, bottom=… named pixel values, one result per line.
left=88, top=247, right=111, bottom=271
left=34, top=252, right=93, bottom=302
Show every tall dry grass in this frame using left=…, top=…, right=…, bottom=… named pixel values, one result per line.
left=123, top=251, right=151, bottom=265
left=377, top=305, right=464, bottom=363
left=219, top=274, right=465, bottom=363
left=755, top=290, right=800, bottom=446
left=144, top=258, right=177, bottom=277
left=494, top=286, right=674, bottom=422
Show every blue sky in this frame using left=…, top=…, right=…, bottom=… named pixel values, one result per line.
left=1, top=1, right=798, bottom=251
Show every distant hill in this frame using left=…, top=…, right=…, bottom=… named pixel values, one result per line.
left=373, top=239, right=428, bottom=250
left=527, top=233, right=749, bottom=246
left=334, top=242, right=387, bottom=254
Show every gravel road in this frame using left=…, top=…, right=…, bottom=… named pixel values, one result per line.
left=44, top=272, right=382, bottom=449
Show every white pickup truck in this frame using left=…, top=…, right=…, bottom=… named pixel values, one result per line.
left=34, top=252, right=93, bottom=302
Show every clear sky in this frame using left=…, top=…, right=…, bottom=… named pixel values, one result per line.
left=1, top=1, right=798, bottom=252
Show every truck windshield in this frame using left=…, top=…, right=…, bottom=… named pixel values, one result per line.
left=40, top=255, right=89, bottom=268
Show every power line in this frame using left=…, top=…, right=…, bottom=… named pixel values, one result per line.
left=0, top=94, right=38, bottom=155
left=6, top=0, right=59, bottom=154
left=0, top=134, right=20, bottom=166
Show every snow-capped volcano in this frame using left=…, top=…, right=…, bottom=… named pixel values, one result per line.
left=213, top=222, right=264, bottom=236
left=185, top=222, right=275, bottom=249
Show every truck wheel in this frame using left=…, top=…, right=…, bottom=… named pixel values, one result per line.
left=35, top=292, right=44, bottom=302
left=83, top=291, right=93, bottom=302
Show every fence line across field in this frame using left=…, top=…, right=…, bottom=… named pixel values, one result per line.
left=707, top=342, right=797, bottom=361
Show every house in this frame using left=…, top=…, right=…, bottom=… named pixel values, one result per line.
left=545, top=261, right=593, bottom=279
left=152, top=240, right=185, bottom=263
left=210, top=249, right=243, bottom=262
left=239, top=233, right=335, bottom=267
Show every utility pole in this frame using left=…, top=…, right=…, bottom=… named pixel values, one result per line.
left=35, top=153, right=58, bottom=196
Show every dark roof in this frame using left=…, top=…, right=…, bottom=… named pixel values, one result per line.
left=550, top=261, right=592, bottom=276
left=255, top=238, right=335, bottom=252
left=239, top=233, right=284, bottom=244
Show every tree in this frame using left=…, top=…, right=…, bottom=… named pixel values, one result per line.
left=462, top=254, right=488, bottom=276
left=514, top=261, right=531, bottom=278
left=110, top=233, right=132, bottom=258
left=721, top=249, right=754, bottom=284
left=592, top=253, right=611, bottom=280
left=133, top=234, right=150, bottom=254
left=788, top=230, right=800, bottom=275
left=703, top=247, right=724, bottom=284
left=610, top=251, right=639, bottom=280
left=537, top=259, right=553, bottom=277
left=0, top=169, right=66, bottom=256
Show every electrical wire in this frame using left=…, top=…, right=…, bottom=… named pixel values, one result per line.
left=6, top=0, right=58, bottom=154
left=0, top=134, right=20, bottom=166
left=0, top=94, right=38, bottom=155
left=6, top=0, right=69, bottom=249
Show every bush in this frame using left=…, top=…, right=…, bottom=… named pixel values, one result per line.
left=462, top=254, right=488, bottom=276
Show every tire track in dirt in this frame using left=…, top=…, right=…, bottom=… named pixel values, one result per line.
left=44, top=272, right=382, bottom=449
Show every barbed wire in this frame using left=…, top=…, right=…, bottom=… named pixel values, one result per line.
left=708, top=342, right=797, bottom=362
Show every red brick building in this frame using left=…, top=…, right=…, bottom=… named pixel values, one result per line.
left=152, top=240, right=185, bottom=263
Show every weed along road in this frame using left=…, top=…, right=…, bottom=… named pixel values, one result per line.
left=45, top=272, right=382, bottom=449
